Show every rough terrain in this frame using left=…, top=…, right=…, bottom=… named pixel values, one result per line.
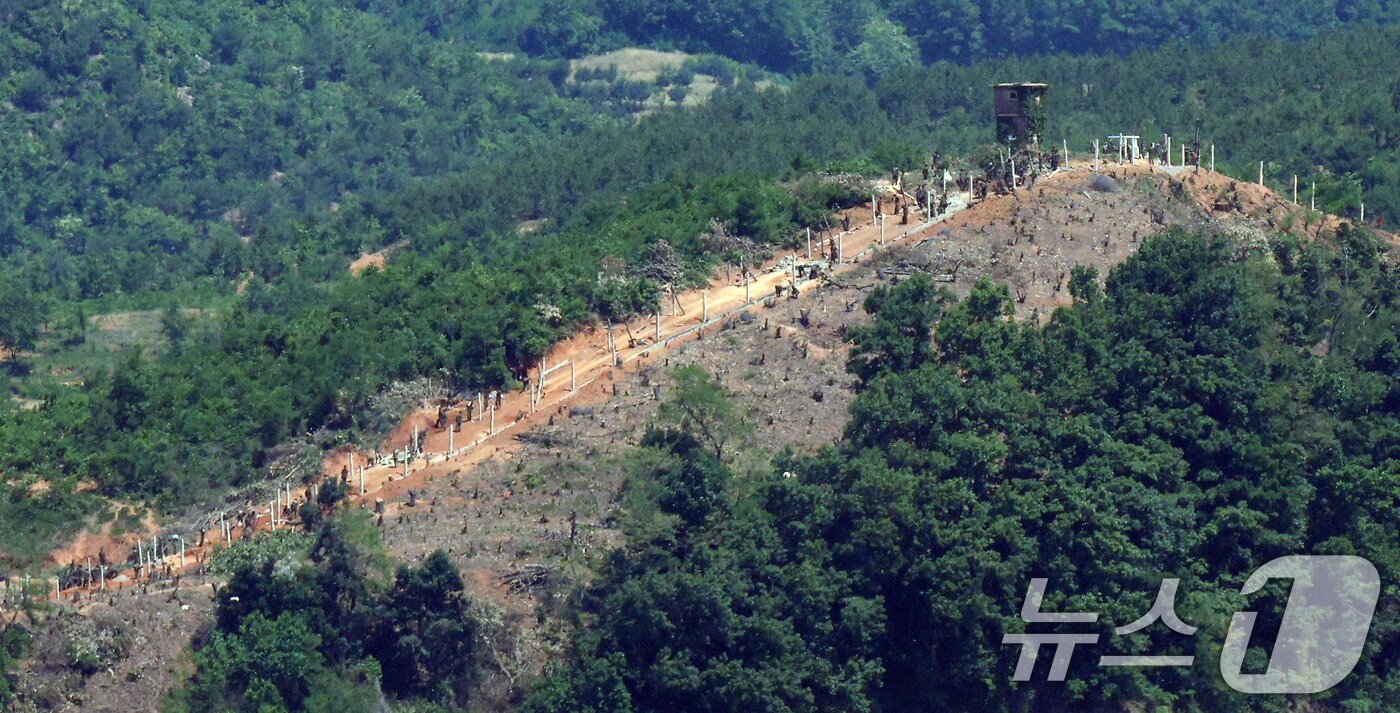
left=11, top=160, right=1388, bottom=711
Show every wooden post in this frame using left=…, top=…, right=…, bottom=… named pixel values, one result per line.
left=1166, top=136, right=1172, bottom=167
left=1310, top=183, right=1315, bottom=211
left=1062, top=139, right=1068, bottom=163
left=179, top=537, right=185, bottom=568
left=1010, top=158, right=1016, bottom=190
left=1259, top=161, right=1264, bottom=186
left=540, top=358, right=547, bottom=390
left=100, top=565, right=106, bottom=591
left=871, top=194, right=876, bottom=225
left=806, top=227, right=811, bottom=259
left=448, top=425, right=453, bottom=455
left=490, top=402, right=496, bottom=435
left=1181, top=143, right=1185, bottom=167
left=269, top=501, right=276, bottom=531
left=1293, top=175, right=1298, bottom=204
left=837, top=232, right=844, bottom=262
left=702, top=291, right=708, bottom=322
left=1210, top=144, right=1215, bottom=172
left=606, top=322, right=618, bottom=365
left=359, top=466, right=365, bottom=496
left=570, top=361, right=576, bottom=392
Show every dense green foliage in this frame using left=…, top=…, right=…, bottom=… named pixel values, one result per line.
left=360, top=0, right=1400, bottom=72
left=3, top=1, right=1396, bottom=315
left=2, top=22, right=1398, bottom=560
left=170, top=512, right=480, bottom=712
left=528, top=228, right=1399, bottom=712
left=0, top=623, right=31, bottom=708
left=1, top=2, right=1397, bottom=708
left=0, top=0, right=611, bottom=304
left=0, top=174, right=847, bottom=509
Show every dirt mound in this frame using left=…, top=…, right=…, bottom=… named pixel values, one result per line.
left=349, top=240, right=409, bottom=275
left=926, top=164, right=1213, bottom=317
left=43, top=510, right=159, bottom=569
left=1176, top=168, right=1395, bottom=248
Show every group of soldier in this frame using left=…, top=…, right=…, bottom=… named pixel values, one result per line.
left=1147, top=138, right=1202, bottom=167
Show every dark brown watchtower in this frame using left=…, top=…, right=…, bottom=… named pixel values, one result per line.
left=993, top=83, right=1048, bottom=151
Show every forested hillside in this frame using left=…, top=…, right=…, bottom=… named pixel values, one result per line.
left=526, top=229, right=1400, bottom=713
left=2, top=17, right=1399, bottom=562
left=0, top=0, right=603, bottom=303
left=3, top=0, right=1397, bottom=311
left=1, top=2, right=1398, bottom=710
left=360, top=0, right=1400, bottom=72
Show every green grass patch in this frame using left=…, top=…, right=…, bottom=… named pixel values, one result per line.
left=0, top=485, right=102, bottom=569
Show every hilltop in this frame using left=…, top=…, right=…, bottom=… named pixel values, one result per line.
left=9, top=157, right=1391, bottom=711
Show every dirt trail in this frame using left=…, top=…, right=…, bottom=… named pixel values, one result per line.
left=43, top=184, right=957, bottom=598
left=42, top=159, right=1380, bottom=600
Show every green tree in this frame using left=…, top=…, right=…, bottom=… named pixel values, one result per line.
left=0, top=624, right=31, bottom=708
left=368, top=550, right=477, bottom=703
left=845, top=18, right=920, bottom=82
left=845, top=273, right=949, bottom=384
left=655, top=365, right=749, bottom=461
left=179, top=613, right=328, bottom=713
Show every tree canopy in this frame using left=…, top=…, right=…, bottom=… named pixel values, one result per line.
left=528, top=228, right=1400, bottom=712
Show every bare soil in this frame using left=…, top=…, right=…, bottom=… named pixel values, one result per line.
left=18, top=161, right=1379, bottom=711
left=348, top=240, right=409, bottom=275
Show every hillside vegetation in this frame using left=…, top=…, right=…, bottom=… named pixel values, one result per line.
left=361, top=0, right=1400, bottom=72
left=0, top=4, right=1397, bottom=710
left=528, top=229, right=1400, bottom=713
